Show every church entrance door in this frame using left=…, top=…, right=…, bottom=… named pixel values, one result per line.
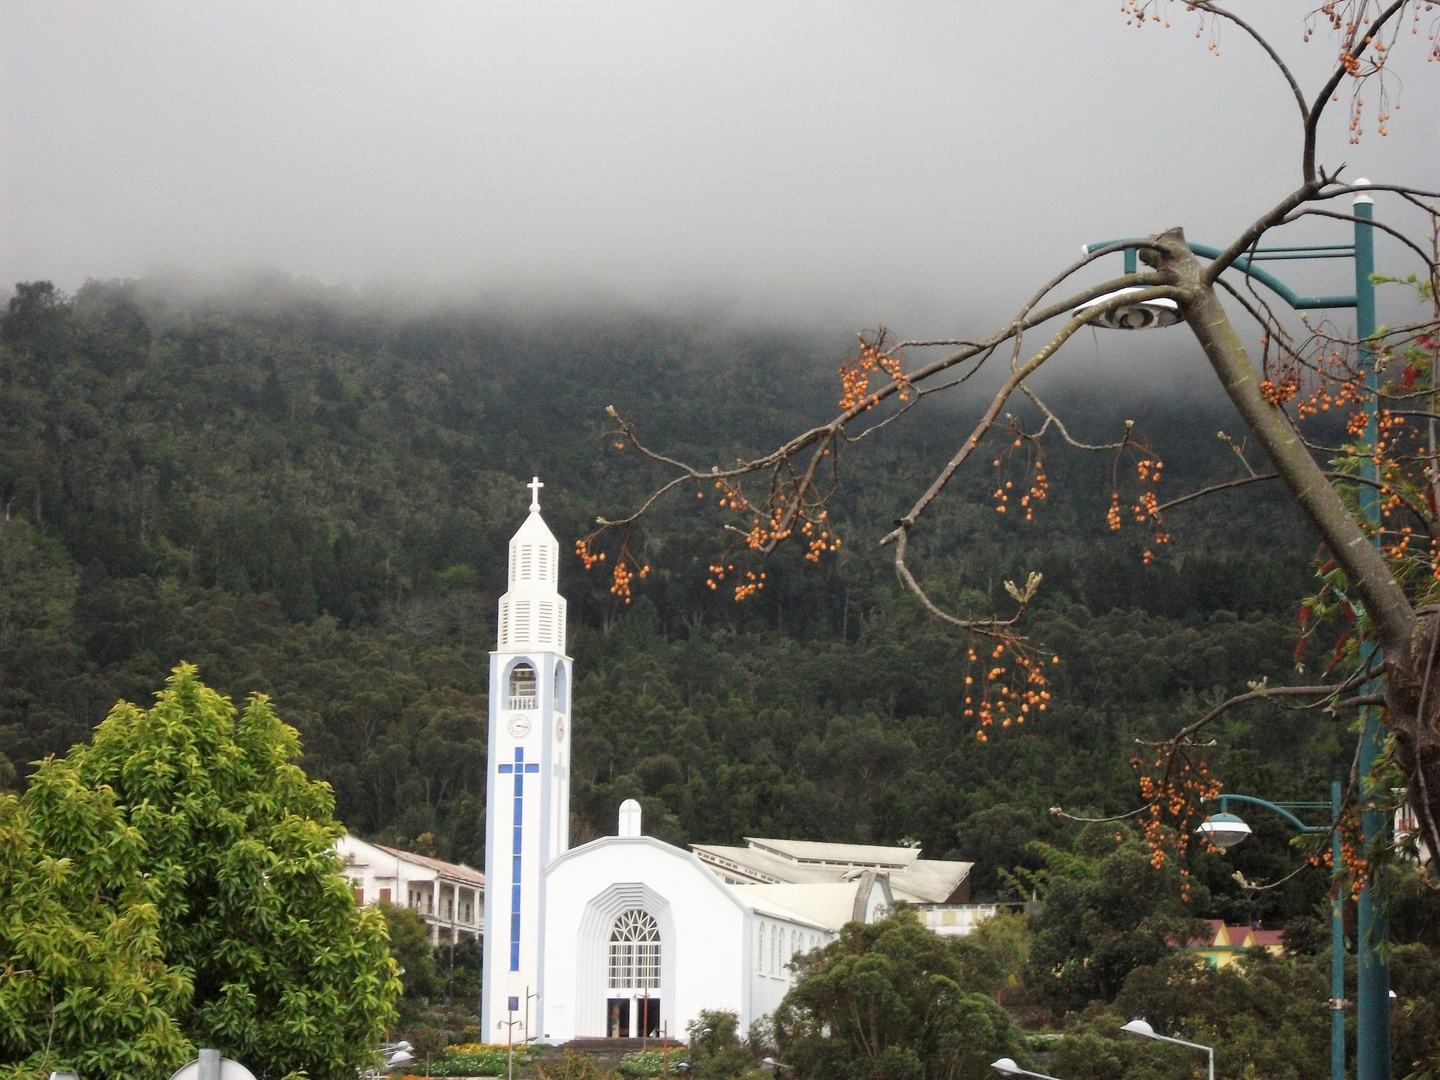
left=636, top=995, right=661, bottom=1037
left=606, top=998, right=629, bottom=1038
left=604, top=996, right=661, bottom=1038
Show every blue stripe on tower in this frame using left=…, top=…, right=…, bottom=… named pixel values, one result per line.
left=500, top=746, right=546, bottom=972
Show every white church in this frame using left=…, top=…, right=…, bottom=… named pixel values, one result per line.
left=473, top=479, right=980, bottom=1043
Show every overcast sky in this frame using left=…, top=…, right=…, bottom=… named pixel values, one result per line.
left=2, top=2, right=1436, bottom=336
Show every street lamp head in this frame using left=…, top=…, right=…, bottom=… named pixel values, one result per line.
left=1121, top=1019, right=1156, bottom=1038
left=1195, top=811, right=1252, bottom=849
left=991, top=1058, right=1023, bottom=1075
left=1354, top=176, right=1373, bottom=205
left=1073, top=287, right=1181, bottom=330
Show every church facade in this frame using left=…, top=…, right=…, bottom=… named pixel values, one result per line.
left=480, top=481, right=971, bottom=1043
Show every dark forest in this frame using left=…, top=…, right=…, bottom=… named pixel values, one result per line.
left=0, top=277, right=1358, bottom=927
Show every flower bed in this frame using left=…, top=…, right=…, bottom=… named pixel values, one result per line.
left=617, top=1048, right=688, bottom=1078
left=412, top=1042, right=534, bottom=1077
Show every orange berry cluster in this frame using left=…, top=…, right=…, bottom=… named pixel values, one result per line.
left=838, top=337, right=909, bottom=412
left=1336, top=809, right=1371, bottom=900
left=967, top=643, right=1053, bottom=741
left=1107, top=452, right=1168, bottom=563
left=1133, top=753, right=1221, bottom=891
left=1261, top=371, right=1302, bottom=404
left=1260, top=357, right=1368, bottom=420
left=707, top=563, right=767, bottom=602
left=575, top=538, right=607, bottom=570
left=712, top=479, right=750, bottom=512
left=734, top=570, right=764, bottom=601
left=991, top=438, right=1049, bottom=522
left=575, top=535, right=648, bottom=605
left=799, top=512, right=840, bottom=562
left=609, top=560, right=650, bottom=604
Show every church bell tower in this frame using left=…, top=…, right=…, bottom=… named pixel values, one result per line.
left=482, top=477, right=571, bottom=1040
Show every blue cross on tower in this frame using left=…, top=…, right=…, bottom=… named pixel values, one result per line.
left=497, top=747, right=540, bottom=970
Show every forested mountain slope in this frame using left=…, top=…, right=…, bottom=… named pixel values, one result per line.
left=0, top=277, right=1338, bottom=923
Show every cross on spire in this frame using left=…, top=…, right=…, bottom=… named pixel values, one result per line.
left=527, top=476, right=543, bottom=512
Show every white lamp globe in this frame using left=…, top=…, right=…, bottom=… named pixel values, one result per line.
left=1195, top=812, right=1253, bottom=849
left=1073, top=287, right=1181, bottom=330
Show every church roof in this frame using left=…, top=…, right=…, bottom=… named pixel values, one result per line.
left=548, top=833, right=832, bottom=931
left=728, top=881, right=885, bottom=931
left=510, top=507, right=559, bottom=547
left=692, top=839, right=971, bottom=904
left=744, top=838, right=920, bottom=869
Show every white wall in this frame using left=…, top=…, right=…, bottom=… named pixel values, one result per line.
left=544, top=838, right=754, bottom=1042
left=747, top=915, right=828, bottom=1022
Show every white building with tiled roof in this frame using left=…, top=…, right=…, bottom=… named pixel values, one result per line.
left=336, top=832, right=484, bottom=945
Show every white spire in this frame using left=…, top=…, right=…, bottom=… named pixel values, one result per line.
left=497, top=476, right=566, bottom=652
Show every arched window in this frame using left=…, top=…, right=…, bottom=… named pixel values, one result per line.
left=756, top=921, right=765, bottom=973
left=509, top=663, right=537, bottom=709
left=554, top=663, right=568, bottom=713
left=608, top=909, right=661, bottom=990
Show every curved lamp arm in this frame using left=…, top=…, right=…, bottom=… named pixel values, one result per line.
left=1083, top=238, right=1356, bottom=310
left=1202, top=792, right=1329, bottom=834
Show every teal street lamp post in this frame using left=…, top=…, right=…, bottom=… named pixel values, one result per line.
left=1086, top=185, right=1390, bottom=1080
left=1350, top=187, right=1393, bottom=1080
left=1199, top=786, right=1344, bottom=1080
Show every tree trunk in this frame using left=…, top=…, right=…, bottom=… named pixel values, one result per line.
left=1146, top=227, right=1440, bottom=863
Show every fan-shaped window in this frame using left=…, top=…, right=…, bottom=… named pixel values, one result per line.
left=554, top=663, right=568, bottom=713
left=509, top=663, right=537, bottom=709
left=608, top=909, right=660, bottom=990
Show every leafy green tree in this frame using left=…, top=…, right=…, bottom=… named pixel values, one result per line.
left=773, top=912, right=1020, bottom=1080
left=1051, top=950, right=1330, bottom=1080
left=1024, top=827, right=1209, bottom=1014
left=0, top=760, right=192, bottom=1079
left=685, top=1010, right=764, bottom=1080
left=378, top=902, right=439, bottom=1000
left=0, top=664, right=399, bottom=1079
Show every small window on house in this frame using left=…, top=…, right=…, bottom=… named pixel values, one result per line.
left=554, top=663, right=568, bottom=712
left=509, top=663, right=537, bottom=708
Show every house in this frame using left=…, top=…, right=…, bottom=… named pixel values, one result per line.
left=337, top=832, right=484, bottom=945
left=1180, top=919, right=1285, bottom=967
